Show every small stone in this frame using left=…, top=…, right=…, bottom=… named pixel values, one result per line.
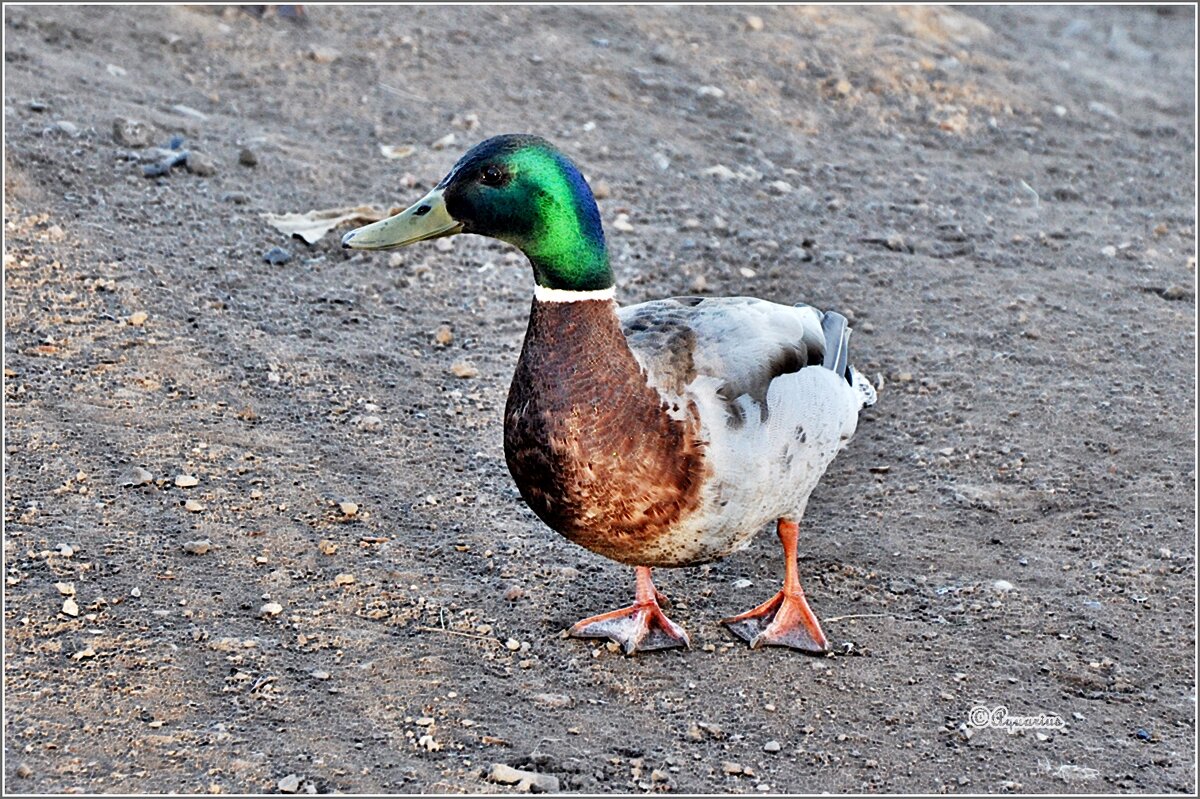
left=450, top=361, right=479, bottom=379
left=58, top=543, right=75, bottom=557
left=72, top=646, right=96, bottom=661
left=533, top=693, right=572, bottom=709
left=505, top=638, right=522, bottom=651
left=612, top=213, right=634, bottom=232
left=1158, top=547, right=1172, bottom=559
left=592, top=179, right=612, bottom=200
left=503, top=585, right=525, bottom=601
left=697, top=85, right=726, bottom=99
left=651, top=769, right=669, bottom=782
left=745, top=14, right=764, bottom=31
left=15, top=763, right=32, bottom=778
left=487, top=763, right=559, bottom=793
left=763, top=740, right=781, bottom=753
left=62, top=597, right=80, bottom=617
left=120, top=465, right=154, bottom=487
left=311, top=670, right=331, bottom=681
left=835, top=79, right=853, bottom=96
left=309, top=46, right=341, bottom=63
left=131, top=587, right=142, bottom=598
left=174, top=474, right=199, bottom=488
left=433, top=325, right=454, bottom=346
left=182, top=539, right=212, bottom=555
left=261, top=602, right=283, bottom=617
left=28, top=100, right=48, bottom=112
left=185, top=151, right=217, bottom=176
left=1035, top=731, right=1050, bottom=742
left=739, top=267, right=756, bottom=279
left=358, top=415, right=383, bottom=431
left=53, top=120, right=79, bottom=136
left=733, top=579, right=753, bottom=589
left=222, top=191, right=250, bottom=204
left=338, top=501, right=359, bottom=517
left=113, top=117, right=153, bottom=148
left=1053, top=105, right=1067, bottom=117
left=55, top=582, right=75, bottom=596
left=263, top=246, right=292, bottom=265
left=431, top=133, right=457, bottom=150
left=768, top=180, right=793, bottom=194
left=318, top=540, right=337, bottom=556
left=415, top=716, right=435, bottom=726
left=722, top=761, right=744, bottom=775
left=238, top=148, right=258, bottom=167
left=184, top=499, right=204, bottom=513
left=278, top=774, right=301, bottom=793
left=1101, top=245, right=1117, bottom=258
left=333, top=573, right=355, bottom=586
left=1161, top=285, right=1189, bottom=301
left=993, top=579, right=1015, bottom=592
left=703, top=164, right=738, bottom=180
left=128, top=311, right=149, bottom=326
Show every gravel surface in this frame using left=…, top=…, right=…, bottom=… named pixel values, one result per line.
left=3, top=5, right=1195, bottom=794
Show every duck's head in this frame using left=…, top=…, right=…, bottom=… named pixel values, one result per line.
left=343, top=134, right=612, bottom=292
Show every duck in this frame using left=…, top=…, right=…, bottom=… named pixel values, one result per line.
left=343, top=134, right=876, bottom=655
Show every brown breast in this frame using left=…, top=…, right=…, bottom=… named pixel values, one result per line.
left=503, top=298, right=708, bottom=566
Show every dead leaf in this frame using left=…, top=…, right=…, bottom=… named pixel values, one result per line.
left=262, top=205, right=402, bottom=245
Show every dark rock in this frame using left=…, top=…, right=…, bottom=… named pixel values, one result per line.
left=238, top=147, right=258, bottom=167
left=263, top=246, right=292, bottom=265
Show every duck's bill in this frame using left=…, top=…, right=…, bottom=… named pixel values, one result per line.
left=341, top=188, right=462, bottom=250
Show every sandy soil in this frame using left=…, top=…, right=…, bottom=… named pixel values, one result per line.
left=3, top=4, right=1196, bottom=795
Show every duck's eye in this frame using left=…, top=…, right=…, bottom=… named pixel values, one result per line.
left=480, top=165, right=505, bottom=186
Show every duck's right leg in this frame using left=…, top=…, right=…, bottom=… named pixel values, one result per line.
left=568, top=566, right=690, bottom=655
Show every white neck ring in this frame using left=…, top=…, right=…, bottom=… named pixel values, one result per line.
left=533, top=285, right=616, bottom=303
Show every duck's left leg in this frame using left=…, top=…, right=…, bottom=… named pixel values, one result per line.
left=568, top=566, right=690, bottom=655
left=721, top=518, right=830, bottom=653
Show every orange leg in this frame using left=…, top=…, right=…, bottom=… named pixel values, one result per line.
left=568, top=566, right=690, bottom=655
left=721, top=518, right=830, bottom=653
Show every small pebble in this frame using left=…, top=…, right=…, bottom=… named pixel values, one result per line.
left=722, top=761, right=744, bottom=775
left=112, top=117, right=153, bottom=148
left=55, top=582, right=75, bottom=596
left=263, top=246, right=292, bottom=265
left=184, top=499, right=204, bottom=513
left=309, top=46, right=341, bottom=63
left=505, top=638, right=521, bottom=651
left=592, top=179, right=612, bottom=200
left=415, top=716, right=435, bottom=726
left=174, top=474, right=199, bottom=488
left=182, top=539, right=212, bottom=555
left=311, top=670, right=330, bottom=681
left=16, top=763, right=32, bottom=778
left=993, top=579, right=1015, bottom=592
left=53, top=120, right=79, bottom=136
left=185, top=151, right=217, bottom=176
left=433, top=324, right=454, bottom=346
left=131, top=587, right=142, bottom=598
left=450, top=361, right=479, bottom=379
left=358, top=415, right=383, bottom=431
left=745, top=14, right=764, bottom=31
left=222, top=191, right=250, bottom=204
left=261, top=602, right=283, bottom=617
left=1101, top=245, right=1117, bottom=258
left=238, top=148, right=258, bottom=167
left=333, top=573, right=355, bottom=586
left=763, top=740, right=781, bottom=753
left=128, top=311, right=149, bottom=326
left=277, top=774, right=301, bottom=794
left=338, top=501, right=359, bottom=517
left=431, top=133, right=457, bottom=150
left=62, top=597, right=80, bottom=617
left=612, top=213, right=634, bottom=232
left=120, top=465, right=154, bottom=487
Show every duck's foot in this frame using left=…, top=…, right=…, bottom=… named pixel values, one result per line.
left=721, top=517, right=831, bottom=654
left=721, top=588, right=829, bottom=653
left=568, top=566, right=690, bottom=655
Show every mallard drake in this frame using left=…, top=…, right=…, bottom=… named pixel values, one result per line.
left=343, top=134, right=876, bottom=655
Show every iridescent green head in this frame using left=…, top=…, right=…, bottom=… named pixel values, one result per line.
left=343, top=134, right=612, bottom=291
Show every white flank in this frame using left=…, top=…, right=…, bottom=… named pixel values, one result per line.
left=533, top=285, right=616, bottom=303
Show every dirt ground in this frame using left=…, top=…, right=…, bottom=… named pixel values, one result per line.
left=3, top=4, right=1196, bottom=795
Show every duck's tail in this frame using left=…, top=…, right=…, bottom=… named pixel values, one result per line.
left=819, top=310, right=877, bottom=411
